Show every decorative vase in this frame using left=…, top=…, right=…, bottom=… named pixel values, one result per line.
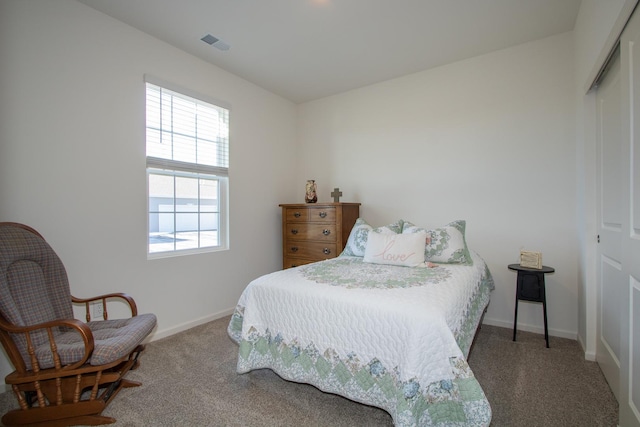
left=305, top=180, right=317, bottom=203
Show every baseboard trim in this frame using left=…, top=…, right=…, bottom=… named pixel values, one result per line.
left=482, top=316, right=577, bottom=340
left=146, top=307, right=235, bottom=342
left=577, top=333, right=597, bottom=361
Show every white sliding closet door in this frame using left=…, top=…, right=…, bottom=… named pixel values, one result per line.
left=596, top=45, right=623, bottom=404
left=597, top=7, right=640, bottom=426
left=619, top=9, right=640, bottom=424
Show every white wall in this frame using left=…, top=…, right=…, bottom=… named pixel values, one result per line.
left=0, top=0, right=297, bottom=380
left=297, top=32, right=578, bottom=338
left=0, top=0, right=628, bottom=385
left=573, top=0, right=636, bottom=360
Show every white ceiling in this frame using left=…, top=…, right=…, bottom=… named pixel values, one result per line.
left=77, top=0, right=582, bottom=104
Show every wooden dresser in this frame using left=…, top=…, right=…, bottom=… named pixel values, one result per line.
left=280, top=202, right=360, bottom=269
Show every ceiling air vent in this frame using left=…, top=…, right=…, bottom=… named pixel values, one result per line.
left=201, top=34, right=230, bottom=51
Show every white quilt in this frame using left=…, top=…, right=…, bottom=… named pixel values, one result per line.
left=228, top=252, right=494, bottom=426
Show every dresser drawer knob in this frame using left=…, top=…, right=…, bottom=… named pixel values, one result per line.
left=294, top=212, right=301, bottom=218
left=291, top=229, right=298, bottom=235
left=291, top=246, right=298, bottom=252
left=323, top=248, right=331, bottom=255
left=322, top=229, right=331, bottom=236
left=319, top=212, right=327, bottom=218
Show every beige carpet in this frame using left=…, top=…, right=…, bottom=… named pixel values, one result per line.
left=0, top=316, right=617, bottom=426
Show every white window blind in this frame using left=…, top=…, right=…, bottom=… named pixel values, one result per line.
left=145, top=83, right=229, bottom=176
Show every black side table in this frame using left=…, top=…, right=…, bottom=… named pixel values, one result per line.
left=508, top=264, right=555, bottom=348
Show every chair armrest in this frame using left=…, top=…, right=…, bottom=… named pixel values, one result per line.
left=0, top=316, right=94, bottom=372
left=72, top=293, right=138, bottom=321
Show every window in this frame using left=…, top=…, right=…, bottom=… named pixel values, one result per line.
left=145, top=78, right=229, bottom=256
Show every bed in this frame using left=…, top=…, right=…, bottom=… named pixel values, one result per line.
left=228, top=219, right=494, bottom=426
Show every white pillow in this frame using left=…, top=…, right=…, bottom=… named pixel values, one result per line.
left=363, top=231, right=427, bottom=267
left=340, top=218, right=403, bottom=257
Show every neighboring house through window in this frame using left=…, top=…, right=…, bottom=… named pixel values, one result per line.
left=145, top=77, right=229, bottom=257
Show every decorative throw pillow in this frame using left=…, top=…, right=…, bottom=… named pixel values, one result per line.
left=380, top=219, right=405, bottom=234
left=340, top=218, right=406, bottom=257
left=363, top=231, right=427, bottom=267
left=402, top=220, right=473, bottom=265
left=341, top=218, right=374, bottom=257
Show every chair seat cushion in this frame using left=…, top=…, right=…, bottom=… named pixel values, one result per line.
left=34, top=313, right=157, bottom=369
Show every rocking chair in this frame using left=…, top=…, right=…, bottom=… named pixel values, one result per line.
left=0, top=222, right=157, bottom=426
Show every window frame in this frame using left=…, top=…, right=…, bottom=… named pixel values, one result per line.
left=144, top=75, right=230, bottom=259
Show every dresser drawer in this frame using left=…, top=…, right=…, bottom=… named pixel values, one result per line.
left=284, top=208, right=309, bottom=222
left=306, top=207, right=336, bottom=222
left=285, top=223, right=337, bottom=242
left=283, top=257, right=316, bottom=269
left=284, top=241, right=337, bottom=260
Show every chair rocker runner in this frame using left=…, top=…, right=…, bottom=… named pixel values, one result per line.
left=0, top=222, right=157, bottom=426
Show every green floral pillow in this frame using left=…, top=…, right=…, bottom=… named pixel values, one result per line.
left=382, top=219, right=405, bottom=234
left=340, top=218, right=405, bottom=257
left=402, top=219, right=473, bottom=265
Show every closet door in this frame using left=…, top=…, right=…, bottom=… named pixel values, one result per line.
left=619, top=8, right=640, bottom=425
left=597, top=8, right=640, bottom=426
left=596, top=46, right=623, bottom=404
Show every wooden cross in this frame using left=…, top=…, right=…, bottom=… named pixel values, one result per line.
left=331, top=187, right=342, bottom=202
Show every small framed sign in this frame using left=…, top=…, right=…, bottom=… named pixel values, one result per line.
left=520, top=250, right=542, bottom=269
